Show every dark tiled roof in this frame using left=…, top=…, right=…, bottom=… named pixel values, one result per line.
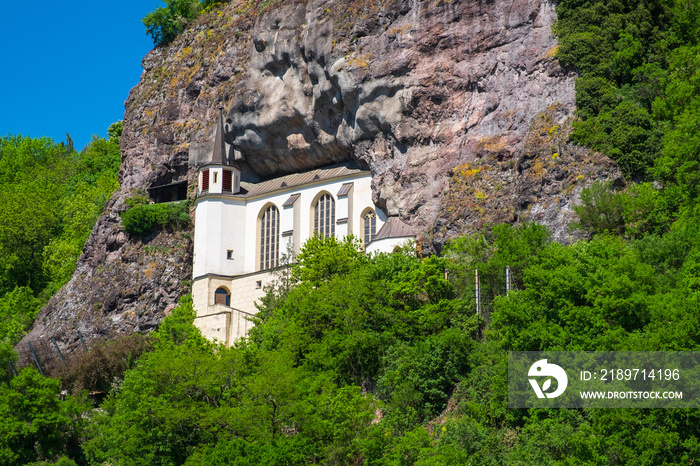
left=237, top=161, right=365, bottom=198
left=372, top=217, right=414, bottom=241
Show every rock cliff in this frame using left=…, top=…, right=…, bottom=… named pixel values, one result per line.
left=22, top=0, right=620, bottom=350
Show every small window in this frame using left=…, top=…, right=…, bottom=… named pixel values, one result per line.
left=363, top=210, right=377, bottom=245
left=314, top=193, right=335, bottom=238
left=255, top=280, right=262, bottom=289
left=213, top=172, right=218, bottom=184
left=214, top=287, right=230, bottom=306
left=227, top=250, right=234, bottom=260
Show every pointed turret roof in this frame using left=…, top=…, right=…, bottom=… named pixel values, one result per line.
left=212, top=107, right=228, bottom=165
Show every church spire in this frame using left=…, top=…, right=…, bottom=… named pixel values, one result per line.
left=212, top=107, right=228, bottom=165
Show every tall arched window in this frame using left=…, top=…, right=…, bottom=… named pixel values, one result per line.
left=260, top=204, right=280, bottom=270
left=314, top=193, right=335, bottom=238
left=363, top=209, right=377, bottom=245
left=215, top=287, right=230, bottom=306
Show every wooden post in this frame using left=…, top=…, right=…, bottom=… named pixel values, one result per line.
left=506, top=265, right=511, bottom=296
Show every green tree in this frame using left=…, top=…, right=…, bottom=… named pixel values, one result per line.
left=143, top=0, right=203, bottom=46
left=0, top=131, right=120, bottom=342
left=290, top=234, right=367, bottom=286
left=0, top=368, right=88, bottom=465
left=573, top=181, right=671, bottom=238
left=107, top=121, right=123, bottom=144
left=0, top=136, right=73, bottom=292
left=0, top=287, right=42, bottom=345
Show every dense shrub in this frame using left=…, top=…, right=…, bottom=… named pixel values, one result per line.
left=0, top=287, right=42, bottom=345
left=120, top=197, right=190, bottom=236
left=11, top=222, right=700, bottom=464
left=554, top=0, right=700, bottom=182
left=572, top=181, right=672, bottom=238
left=55, top=334, right=152, bottom=395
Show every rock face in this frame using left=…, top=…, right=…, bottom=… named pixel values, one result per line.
left=21, top=0, right=619, bottom=351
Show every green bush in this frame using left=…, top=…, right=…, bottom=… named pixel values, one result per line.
left=143, top=0, right=204, bottom=46
left=0, top=368, right=89, bottom=465
left=573, top=181, right=672, bottom=238
left=120, top=199, right=189, bottom=236
left=55, top=334, right=152, bottom=395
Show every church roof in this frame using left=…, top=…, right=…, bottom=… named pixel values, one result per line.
left=211, top=108, right=228, bottom=165
left=238, top=160, right=365, bottom=198
left=372, top=217, right=414, bottom=241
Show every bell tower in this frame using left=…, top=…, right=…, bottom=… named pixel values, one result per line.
left=191, top=107, right=244, bottom=345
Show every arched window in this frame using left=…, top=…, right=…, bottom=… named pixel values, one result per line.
left=363, top=209, right=377, bottom=245
left=314, top=193, right=335, bottom=238
left=260, top=204, right=280, bottom=270
left=215, top=287, right=230, bottom=306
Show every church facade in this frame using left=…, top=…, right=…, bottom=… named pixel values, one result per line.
left=192, top=111, right=414, bottom=345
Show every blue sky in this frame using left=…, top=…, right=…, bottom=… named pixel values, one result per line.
left=0, top=2, right=159, bottom=150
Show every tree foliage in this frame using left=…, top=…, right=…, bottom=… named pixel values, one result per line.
left=4, top=218, right=700, bottom=464
left=0, top=130, right=120, bottom=345
left=143, top=0, right=204, bottom=46
left=554, top=0, right=700, bottom=182
left=0, top=368, right=89, bottom=465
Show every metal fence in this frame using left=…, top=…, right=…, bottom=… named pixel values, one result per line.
left=7, top=330, right=101, bottom=380
left=446, top=266, right=516, bottom=324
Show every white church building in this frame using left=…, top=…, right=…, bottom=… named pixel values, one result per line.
left=192, top=110, right=414, bottom=345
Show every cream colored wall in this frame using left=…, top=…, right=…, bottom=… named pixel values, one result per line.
left=193, top=270, right=276, bottom=343
left=193, top=310, right=230, bottom=345
left=192, top=277, right=209, bottom=315
left=229, top=271, right=275, bottom=315
left=193, top=306, right=257, bottom=346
